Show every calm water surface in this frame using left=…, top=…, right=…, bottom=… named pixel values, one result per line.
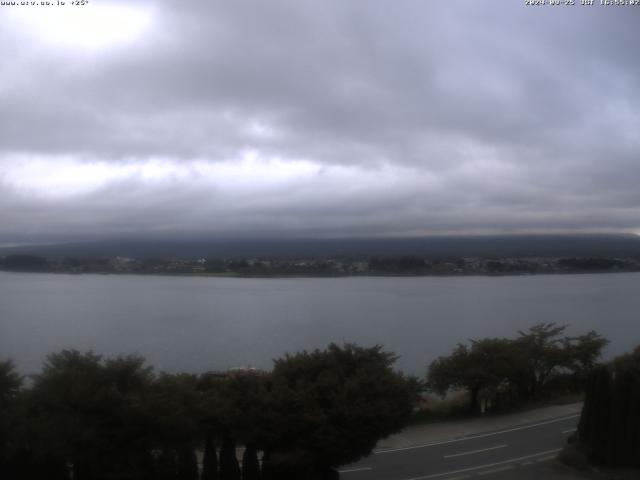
left=1, top=272, right=639, bottom=375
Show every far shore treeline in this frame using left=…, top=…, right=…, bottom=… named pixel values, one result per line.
left=2, top=253, right=640, bottom=277
left=1, top=325, right=637, bottom=479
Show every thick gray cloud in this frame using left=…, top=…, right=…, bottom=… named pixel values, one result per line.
left=0, top=0, right=639, bottom=243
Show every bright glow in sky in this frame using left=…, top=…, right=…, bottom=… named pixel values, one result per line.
left=0, top=1, right=639, bottom=241
left=10, top=3, right=153, bottom=50
left=0, top=155, right=322, bottom=198
left=0, top=154, right=437, bottom=201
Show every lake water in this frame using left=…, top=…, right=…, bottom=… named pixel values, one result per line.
left=1, top=272, right=639, bottom=376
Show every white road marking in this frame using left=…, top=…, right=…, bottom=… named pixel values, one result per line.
left=375, top=415, right=579, bottom=454
left=561, top=428, right=576, bottom=434
left=443, top=444, right=508, bottom=459
left=478, top=465, right=514, bottom=475
left=400, top=448, right=562, bottom=480
left=535, top=455, right=557, bottom=463
left=338, top=467, right=373, bottom=474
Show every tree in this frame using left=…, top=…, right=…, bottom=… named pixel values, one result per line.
left=515, top=324, right=608, bottom=399
left=29, top=350, right=106, bottom=480
left=1, top=358, right=69, bottom=480
left=427, top=324, right=608, bottom=412
left=212, top=374, right=270, bottom=447
left=29, top=350, right=156, bottom=480
left=261, top=343, right=417, bottom=478
left=177, top=447, right=199, bottom=480
left=149, top=373, right=202, bottom=444
left=608, top=346, right=640, bottom=467
left=219, top=433, right=241, bottom=480
left=427, top=344, right=468, bottom=395
left=241, top=444, right=260, bottom=480
left=0, top=360, right=23, bottom=478
left=0, top=360, right=22, bottom=401
left=147, top=373, right=203, bottom=480
left=515, top=323, right=568, bottom=399
left=563, top=331, right=609, bottom=378
left=155, top=448, right=178, bottom=480
left=199, top=372, right=268, bottom=480
left=201, top=431, right=219, bottom=480
left=578, top=346, right=640, bottom=467
left=427, top=339, right=517, bottom=413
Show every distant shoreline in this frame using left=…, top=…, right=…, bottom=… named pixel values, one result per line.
left=2, top=268, right=640, bottom=280
left=2, top=252, right=639, bottom=279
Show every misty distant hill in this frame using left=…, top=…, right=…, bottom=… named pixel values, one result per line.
left=2, top=235, right=640, bottom=260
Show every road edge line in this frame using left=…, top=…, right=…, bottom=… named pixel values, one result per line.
left=375, top=414, right=579, bottom=454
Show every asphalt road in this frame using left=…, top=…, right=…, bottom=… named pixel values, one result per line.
left=339, top=414, right=579, bottom=480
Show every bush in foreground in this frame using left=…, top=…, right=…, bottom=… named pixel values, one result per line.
left=577, top=346, right=640, bottom=468
left=0, top=344, right=418, bottom=480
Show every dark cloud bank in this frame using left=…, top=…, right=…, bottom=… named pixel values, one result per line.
left=0, top=0, right=639, bottom=245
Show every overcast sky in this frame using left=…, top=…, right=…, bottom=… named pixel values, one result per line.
left=1, top=0, right=639, bottom=245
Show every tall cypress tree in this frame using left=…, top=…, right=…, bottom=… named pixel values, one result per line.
left=241, top=444, right=260, bottom=480
left=590, top=366, right=612, bottom=464
left=260, top=450, right=274, bottom=480
left=630, top=377, right=640, bottom=467
left=578, top=348, right=640, bottom=468
left=177, top=447, right=199, bottom=480
left=219, top=434, right=241, bottom=480
left=578, top=368, right=597, bottom=444
left=156, top=448, right=179, bottom=480
left=612, top=363, right=640, bottom=466
left=606, top=368, right=628, bottom=465
left=201, top=432, right=218, bottom=480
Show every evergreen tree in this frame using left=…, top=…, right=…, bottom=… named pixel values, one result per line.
left=590, top=365, right=612, bottom=464
left=611, top=347, right=640, bottom=466
left=577, top=346, right=640, bottom=467
left=577, top=368, right=597, bottom=444
left=241, top=444, right=260, bottom=480
left=607, top=367, right=630, bottom=465
left=177, top=447, right=199, bottom=480
left=219, top=434, right=241, bottom=480
left=630, top=372, right=640, bottom=467
left=0, top=360, right=23, bottom=480
left=259, top=451, right=274, bottom=480
left=156, top=449, right=178, bottom=480
left=201, top=432, right=218, bottom=480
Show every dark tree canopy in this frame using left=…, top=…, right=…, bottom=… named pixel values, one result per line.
left=427, top=324, right=608, bottom=413
left=0, top=360, right=23, bottom=473
left=241, top=444, right=260, bottom=480
left=578, top=346, right=640, bottom=467
left=201, top=431, right=219, bottom=480
left=27, top=351, right=157, bottom=480
left=0, top=360, right=22, bottom=409
left=0, top=343, right=418, bottom=480
left=427, top=338, right=520, bottom=413
left=262, top=343, right=418, bottom=475
left=219, top=433, right=241, bottom=480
